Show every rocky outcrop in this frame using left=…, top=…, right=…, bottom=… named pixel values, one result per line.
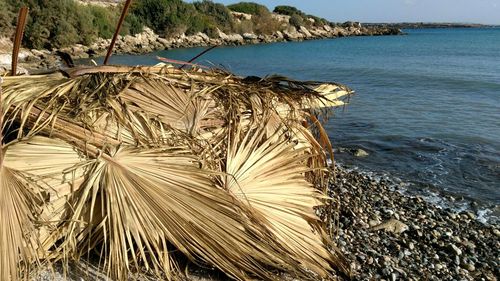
left=231, top=11, right=252, bottom=22
left=0, top=22, right=402, bottom=73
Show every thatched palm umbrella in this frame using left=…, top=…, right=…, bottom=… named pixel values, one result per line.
left=0, top=65, right=352, bottom=280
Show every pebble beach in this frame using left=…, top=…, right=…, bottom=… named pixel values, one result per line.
left=329, top=165, right=499, bottom=281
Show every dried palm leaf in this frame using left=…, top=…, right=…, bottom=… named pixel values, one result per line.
left=0, top=164, right=41, bottom=280
left=0, top=66, right=354, bottom=280
left=222, top=121, right=349, bottom=277
left=3, top=137, right=87, bottom=256
left=59, top=146, right=312, bottom=280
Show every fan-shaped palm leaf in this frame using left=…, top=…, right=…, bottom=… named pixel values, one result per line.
left=222, top=121, right=350, bottom=277
left=3, top=137, right=87, bottom=256
left=61, top=146, right=310, bottom=280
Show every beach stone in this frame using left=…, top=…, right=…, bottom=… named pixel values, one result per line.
left=463, top=263, right=475, bottom=272
left=448, top=244, right=462, bottom=256
left=371, top=219, right=409, bottom=234
left=367, top=257, right=374, bottom=265
left=369, top=219, right=381, bottom=227
left=325, top=164, right=497, bottom=280
left=492, top=228, right=500, bottom=237
left=465, top=211, right=476, bottom=220
left=462, top=241, right=476, bottom=250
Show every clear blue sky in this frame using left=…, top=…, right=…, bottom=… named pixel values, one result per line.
left=206, top=0, right=500, bottom=25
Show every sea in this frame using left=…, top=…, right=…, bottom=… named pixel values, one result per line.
left=89, top=28, right=500, bottom=223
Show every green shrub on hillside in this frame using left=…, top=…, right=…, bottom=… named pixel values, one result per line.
left=130, top=0, right=235, bottom=37
left=194, top=0, right=234, bottom=32
left=0, top=0, right=330, bottom=50
left=0, top=0, right=139, bottom=49
left=227, top=2, right=270, bottom=16
left=87, top=5, right=124, bottom=39
left=130, top=0, right=194, bottom=36
left=0, top=1, right=16, bottom=36
left=274, top=5, right=331, bottom=28
left=289, top=14, right=304, bottom=28
left=308, top=15, right=329, bottom=26
left=273, top=5, right=306, bottom=17
left=226, top=2, right=281, bottom=35
left=253, top=12, right=282, bottom=34
left=187, top=13, right=218, bottom=37
left=20, top=0, right=96, bottom=49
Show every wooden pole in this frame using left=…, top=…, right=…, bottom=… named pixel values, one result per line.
left=11, top=7, right=29, bottom=76
left=103, top=0, right=133, bottom=65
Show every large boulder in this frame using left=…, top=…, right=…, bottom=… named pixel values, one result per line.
left=272, top=13, right=290, bottom=23
left=31, top=49, right=51, bottom=59
left=274, top=31, right=284, bottom=40
left=308, top=27, right=327, bottom=38
left=283, top=26, right=303, bottom=40
left=332, top=27, right=348, bottom=37
left=299, top=26, right=313, bottom=38
left=157, top=37, right=172, bottom=48
left=258, top=34, right=274, bottom=43
left=226, top=33, right=244, bottom=44
left=216, top=29, right=229, bottom=40
left=184, top=33, right=207, bottom=46
left=0, top=53, right=11, bottom=65
left=197, top=32, right=210, bottom=42
left=242, top=33, right=258, bottom=41
left=215, top=29, right=244, bottom=44
left=231, top=11, right=252, bottom=21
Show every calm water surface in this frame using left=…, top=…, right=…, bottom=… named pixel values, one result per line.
left=92, top=28, right=500, bottom=221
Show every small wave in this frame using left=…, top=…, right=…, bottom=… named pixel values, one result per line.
left=333, top=162, right=499, bottom=224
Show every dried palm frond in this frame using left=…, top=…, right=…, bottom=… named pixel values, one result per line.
left=0, top=136, right=85, bottom=280
left=60, top=146, right=316, bottom=280
left=1, top=65, right=353, bottom=280
left=3, top=137, right=87, bottom=256
left=221, top=121, right=349, bottom=277
left=0, top=164, right=41, bottom=281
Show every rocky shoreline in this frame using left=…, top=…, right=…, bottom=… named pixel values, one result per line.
left=1, top=22, right=401, bottom=74
left=32, top=165, right=499, bottom=280
left=329, top=165, right=499, bottom=280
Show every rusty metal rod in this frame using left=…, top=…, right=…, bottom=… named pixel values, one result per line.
left=179, top=45, right=218, bottom=69
left=0, top=76, right=4, bottom=164
left=103, top=0, right=133, bottom=65
left=11, top=7, right=29, bottom=76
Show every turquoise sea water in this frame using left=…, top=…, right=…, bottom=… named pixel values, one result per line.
left=91, top=28, right=500, bottom=221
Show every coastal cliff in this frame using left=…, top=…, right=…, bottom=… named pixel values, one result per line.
left=0, top=22, right=401, bottom=72
left=0, top=1, right=401, bottom=72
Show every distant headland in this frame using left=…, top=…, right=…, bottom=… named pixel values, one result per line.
left=364, top=22, right=499, bottom=29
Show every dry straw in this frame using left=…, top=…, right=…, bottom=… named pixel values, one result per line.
left=1, top=65, right=352, bottom=280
